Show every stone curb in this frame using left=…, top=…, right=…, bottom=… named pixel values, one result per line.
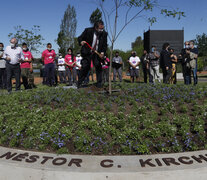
left=0, top=146, right=207, bottom=180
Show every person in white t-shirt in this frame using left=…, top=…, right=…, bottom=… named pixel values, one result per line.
left=57, top=54, right=66, bottom=84
left=128, top=51, right=140, bottom=83
left=75, top=52, right=82, bottom=82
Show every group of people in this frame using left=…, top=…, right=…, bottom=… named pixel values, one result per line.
left=0, top=20, right=110, bottom=92
left=140, top=40, right=198, bottom=85
left=42, top=20, right=109, bottom=89
left=0, top=38, right=36, bottom=93
left=0, top=20, right=199, bottom=93
left=41, top=45, right=110, bottom=87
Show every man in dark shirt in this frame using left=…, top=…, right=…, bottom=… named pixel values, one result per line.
left=160, top=43, right=172, bottom=84
left=140, top=50, right=151, bottom=83
left=179, top=41, right=190, bottom=84
left=77, top=20, right=108, bottom=88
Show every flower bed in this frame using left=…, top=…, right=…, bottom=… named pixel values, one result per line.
left=0, top=83, right=207, bottom=155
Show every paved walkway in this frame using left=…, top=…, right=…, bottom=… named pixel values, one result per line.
left=0, top=146, right=207, bottom=179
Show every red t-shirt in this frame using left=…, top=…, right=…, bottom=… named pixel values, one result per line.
left=64, top=54, right=76, bottom=70
left=42, top=49, right=56, bottom=64
left=21, top=51, right=33, bottom=69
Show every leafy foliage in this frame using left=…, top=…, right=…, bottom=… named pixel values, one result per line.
left=8, top=25, right=44, bottom=53
left=89, top=8, right=103, bottom=26
left=57, top=4, right=77, bottom=56
left=0, top=83, right=206, bottom=155
left=195, top=33, right=207, bottom=57
left=97, top=0, right=185, bottom=94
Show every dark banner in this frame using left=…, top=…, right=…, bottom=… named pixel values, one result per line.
left=144, top=30, right=184, bottom=55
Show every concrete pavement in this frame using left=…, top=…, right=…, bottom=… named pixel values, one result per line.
left=0, top=146, right=207, bottom=179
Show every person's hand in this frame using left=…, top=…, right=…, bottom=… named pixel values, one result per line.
left=6, top=56, right=11, bottom=61
left=81, top=41, right=86, bottom=46
left=99, top=52, right=104, bottom=59
left=30, top=68, right=33, bottom=73
left=18, top=58, right=23, bottom=62
left=79, top=67, right=81, bottom=70
left=166, top=67, right=169, bottom=70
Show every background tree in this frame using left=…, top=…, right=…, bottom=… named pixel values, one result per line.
left=195, top=33, right=207, bottom=57
left=89, top=8, right=103, bottom=26
left=131, top=36, right=144, bottom=57
left=195, top=33, right=207, bottom=71
left=8, top=25, right=44, bottom=53
left=57, top=4, right=77, bottom=56
left=96, top=0, right=185, bottom=94
left=73, top=37, right=81, bottom=54
left=131, top=36, right=143, bottom=50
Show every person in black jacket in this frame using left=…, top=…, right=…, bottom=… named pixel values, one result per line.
left=77, top=20, right=108, bottom=88
left=140, top=50, right=151, bottom=83
left=160, top=43, right=172, bottom=84
left=178, top=41, right=190, bottom=84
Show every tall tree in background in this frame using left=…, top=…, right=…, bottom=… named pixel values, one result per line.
left=73, top=37, right=81, bottom=54
left=8, top=25, right=44, bottom=53
left=131, top=36, right=143, bottom=49
left=57, top=4, right=77, bottom=55
left=195, top=33, right=207, bottom=57
left=96, top=0, right=185, bottom=94
left=131, top=36, right=143, bottom=57
left=89, top=8, right=103, bottom=26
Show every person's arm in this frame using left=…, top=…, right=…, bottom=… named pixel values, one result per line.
left=3, top=48, right=11, bottom=61
left=0, top=51, right=3, bottom=58
left=72, top=56, right=76, bottom=65
left=19, top=49, right=25, bottom=62
left=163, top=52, right=170, bottom=70
left=154, top=51, right=160, bottom=59
left=41, top=51, right=45, bottom=64
left=53, top=51, right=56, bottom=61
left=119, top=57, right=123, bottom=64
left=76, top=62, right=81, bottom=69
left=134, top=57, right=140, bottom=67
left=128, top=58, right=135, bottom=68
left=171, top=55, right=178, bottom=63
left=129, top=62, right=134, bottom=68
left=30, top=62, right=33, bottom=72
left=78, top=28, right=88, bottom=46
left=64, top=57, right=71, bottom=66
left=64, top=60, right=69, bottom=66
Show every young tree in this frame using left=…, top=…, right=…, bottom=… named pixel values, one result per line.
left=96, top=0, right=185, bottom=94
left=90, top=8, right=103, bottom=26
left=8, top=25, right=44, bottom=53
left=57, top=4, right=77, bottom=55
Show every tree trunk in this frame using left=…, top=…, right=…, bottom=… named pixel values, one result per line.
left=109, top=42, right=114, bottom=95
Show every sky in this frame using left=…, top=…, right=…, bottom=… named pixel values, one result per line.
left=0, top=0, right=206, bottom=57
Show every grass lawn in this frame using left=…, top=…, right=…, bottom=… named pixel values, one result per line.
left=0, top=81, right=206, bottom=155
